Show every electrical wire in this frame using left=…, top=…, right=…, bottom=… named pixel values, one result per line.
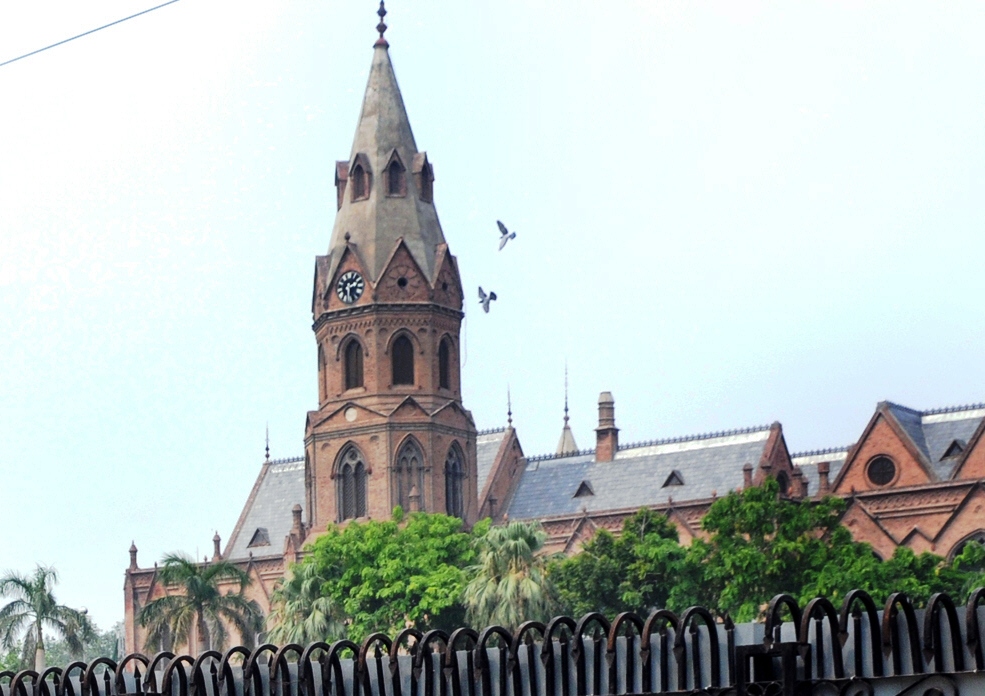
left=0, top=0, right=181, bottom=69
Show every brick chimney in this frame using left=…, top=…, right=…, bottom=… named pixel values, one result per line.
left=129, top=541, right=138, bottom=570
left=212, top=533, right=222, bottom=561
left=595, top=391, right=619, bottom=463
left=742, top=463, right=754, bottom=489
left=817, top=461, right=831, bottom=495
left=792, top=469, right=807, bottom=499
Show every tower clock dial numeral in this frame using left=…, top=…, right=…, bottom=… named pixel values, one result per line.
left=336, top=271, right=365, bottom=304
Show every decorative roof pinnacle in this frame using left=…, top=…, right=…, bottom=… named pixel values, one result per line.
left=507, top=386, right=513, bottom=427
left=265, top=424, right=270, bottom=462
left=563, top=362, right=570, bottom=426
left=375, top=1, right=389, bottom=48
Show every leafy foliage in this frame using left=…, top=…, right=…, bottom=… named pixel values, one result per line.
left=308, top=510, right=480, bottom=641
left=138, top=554, right=263, bottom=652
left=0, top=565, right=94, bottom=671
left=462, top=520, right=559, bottom=629
left=551, top=509, right=685, bottom=616
left=267, top=562, right=345, bottom=644
left=42, top=623, right=122, bottom=669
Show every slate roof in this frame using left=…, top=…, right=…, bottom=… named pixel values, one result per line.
left=791, top=448, right=848, bottom=495
left=507, top=426, right=773, bottom=520
left=224, top=457, right=305, bottom=561
left=477, top=428, right=507, bottom=492
left=885, top=402, right=985, bottom=479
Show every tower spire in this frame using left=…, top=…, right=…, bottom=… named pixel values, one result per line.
left=375, top=1, right=388, bottom=48
left=556, top=363, right=579, bottom=456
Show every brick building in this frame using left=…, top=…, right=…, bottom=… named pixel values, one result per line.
left=122, top=12, right=985, bottom=653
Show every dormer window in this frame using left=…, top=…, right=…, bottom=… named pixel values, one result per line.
left=349, top=154, right=372, bottom=202
left=942, top=440, right=965, bottom=460
left=247, top=527, right=270, bottom=548
left=662, top=470, right=684, bottom=487
left=413, top=153, right=434, bottom=203
left=573, top=481, right=594, bottom=498
left=385, top=155, right=406, bottom=197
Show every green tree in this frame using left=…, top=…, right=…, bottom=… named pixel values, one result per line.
left=44, top=622, right=123, bottom=668
left=0, top=565, right=94, bottom=672
left=138, top=554, right=263, bottom=652
left=678, top=478, right=851, bottom=620
left=552, top=508, right=685, bottom=616
left=462, top=520, right=559, bottom=629
left=267, top=562, right=345, bottom=645
left=309, top=509, right=479, bottom=641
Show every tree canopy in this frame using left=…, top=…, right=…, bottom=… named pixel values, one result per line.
left=307, top=508, right=483, bottom=641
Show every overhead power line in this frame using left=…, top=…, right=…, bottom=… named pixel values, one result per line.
left=0, top=0, right=181, bottom=69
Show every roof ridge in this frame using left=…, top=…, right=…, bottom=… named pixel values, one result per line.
left=618, top=424, right=772, bottom=452
left=524, top=423, right=772, bottom=464
left=883, top=401, right=922, bottom=415
left=477, top=426, right=507, bottom=436
left=922, top=402, right=985, bottom=416
left=791, top=446, right=851, bottom=458
left=269, top=456, right=304, bottom=465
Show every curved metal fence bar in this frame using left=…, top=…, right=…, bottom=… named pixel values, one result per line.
left=14, top=589, right=985, bottom=696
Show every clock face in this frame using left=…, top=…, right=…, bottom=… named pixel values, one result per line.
left=336, top=271, right=365, bottom=304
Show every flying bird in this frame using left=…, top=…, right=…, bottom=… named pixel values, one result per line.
left=478, top=287, right=497, bottom=313
left=497, top=220, right=516, bottom=250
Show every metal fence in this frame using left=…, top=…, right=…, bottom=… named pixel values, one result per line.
left=5, top=589, right=985, bottom=696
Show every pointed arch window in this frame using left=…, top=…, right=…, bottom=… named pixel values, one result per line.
left=338, top=446, right=367, bottom=521
left=396, top=439, right=425, bottom=512
left=445, top=444, right=465, bottom=517
left=392, top=335, right=415, bottom=386
left=418, top=162, right=434, bottom=203
left=385, top=156, right=406, bottom=197
left=438, top=339, right=451, bottom=390
left=318, top=344, right=327, bottom=402
left=344, top=339, right=364, bottom=390
left=350, top=161, right=371, bottom=201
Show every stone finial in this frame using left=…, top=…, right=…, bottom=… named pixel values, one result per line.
left=292, top=504, right=304, bottom=533
left=818, top=461, right=831, bottom=495
left=129, top=541, right=138, bottom=570
left=595, top=391, right=619, bottom=462
left=742, top=463, right=754, bottom=489
left=212, top=533, right=222, bottom=561
left=408, top=484, right=421, bottom=512
left=507, top=387, right=513, bottom=428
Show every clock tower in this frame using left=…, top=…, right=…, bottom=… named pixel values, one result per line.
left=302, top=12, right=478, bottom=535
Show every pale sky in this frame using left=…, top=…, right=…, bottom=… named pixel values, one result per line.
left=1, top=1, right=984, bottom=630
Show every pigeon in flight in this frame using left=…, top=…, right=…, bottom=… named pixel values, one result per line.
left=478, top=287, right=497, bottom=313
left=497, top=220, right=516, bottom=250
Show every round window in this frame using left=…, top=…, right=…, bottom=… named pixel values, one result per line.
left=866, top=456, right=896, bottom=486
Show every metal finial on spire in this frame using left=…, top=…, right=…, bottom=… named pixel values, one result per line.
left=507, top=386, right=513, bottom=427
left=265, top=424, right=270, bottom=462
left=375, top=1, right=389, bottom=47
left=563, top=363, right=570, bottom=425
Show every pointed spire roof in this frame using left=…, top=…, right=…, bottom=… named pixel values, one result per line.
left=326, top=18, right=446, bottom=285
left=556, top=365, right=579, bottom=456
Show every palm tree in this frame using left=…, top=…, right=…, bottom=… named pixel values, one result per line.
left=138, top=554, right=263, bottom=653
left=266, top=562, right=345, bottom=644
left=462, top=521, right=560, bottom=629
left=0, top=565, right=94, bottom=671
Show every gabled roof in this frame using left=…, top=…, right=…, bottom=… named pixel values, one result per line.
left=476, top=428, right=507, bottom=492
left=885, top=402, right=985, bottom=480
left=507, top=425, right=774, bottom=520
left=224, top=457, right=305, bottom=561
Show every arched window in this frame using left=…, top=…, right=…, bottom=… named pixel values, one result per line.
left=351, top=163, right=370, bottom=201
left=338, top=446, right=367, bottom=521
left=392, top=335, right=415, bottom=385
left=445, top=444, right=465, bottom=518
left=419, top=162, right=434, bottom=203
left=317, top=344, right=327, bottom=402
left=344, top=339, right=364, bottom=390
left=438, top=339, right=451, bottom=390
left=386, top=158, right=406, bottom=197
left=776, top=471, right=790, bottom=496
left=395, top=439, right=425, bottom=511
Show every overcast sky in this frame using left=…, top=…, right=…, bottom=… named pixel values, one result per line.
left=1, top=1, right=984, bottom=630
